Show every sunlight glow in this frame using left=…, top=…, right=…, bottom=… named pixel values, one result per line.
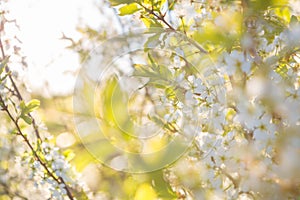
left=7, top=0, right=102, bottom=96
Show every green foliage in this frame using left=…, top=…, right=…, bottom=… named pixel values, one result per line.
left=119, top=3, right=141, bottom=16
left=63, top=149, right=76, bottom=161
left=290, top=15, right=299, bottom=24
left=0, top=56, right=9, bottom=75
left=101, top=77, right=134, bottom=140
left=141, top=16, right=163, bottom=28
left=109, top=0, right=136, bottom=6
left=249, top=0, right=288, bottom=13
left=19, top=99, right=40, bottom=124
left=0, top=57, right=10, bottom=83
left=133, top=53, right=172, bottom=87
left=149, top=171, right=177, bottom=199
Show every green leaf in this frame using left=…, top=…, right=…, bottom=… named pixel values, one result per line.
left=150, top=171, right=177, bottom=198
left=167, top=0, right=176, bottom=10
left=63, top=149, right=76, bottom=161
left=102, top=77, right=134, bottom=140
left=119, top=3, right=140, bottom=16
left=26, top=99, right=40, bottom=113
left=144, top=33, right=161, bottom=48
left=141, top=17, right=163, bottom=28
left=274, top=6, right=291, bottom=24
left=21, top=99, right=40, bottom=116
left=148, top=53, right=158, bottom=69
left=20, top=101, right=26, bottom=111
left=21, top=114, right=32, bottom=125
left=19, top=99, right=40, bottom=124
left=109, top=0, right=135, bottom=6
left=0, top=73, right=10, bottom=82
left=0, top=56, right=9, bottom=75
left=290, top=15, right=299, bottom=24
left=157, top=64, right=171, bottom=79
left=133, top=64, right=156, bottom=77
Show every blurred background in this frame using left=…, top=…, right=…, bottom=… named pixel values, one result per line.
left=1, top=0, right=300, bottom=199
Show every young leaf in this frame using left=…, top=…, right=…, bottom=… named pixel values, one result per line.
left=148, top=53, right=158, bottom=69
left=0, top=56, right=9, bottom=75
left=0, top=73, right=10, bottom=82
left=63, top=149, right=76, bottom=161
left=290, top=15, right=299, bottom=24
left=21, top=114, right=32, bottom=125
left=141, top=17, right=163, bottom=28
left=144, top=33, right=161, bottom=48
left=133, top=64, right=156, bottom=77
left=20, top=100, right=26, bottom=111
left=26, top=99, right=40, bottom=113
left=109, top=0, right=135, bottom=6
left=19, top=99, right=40, bottom=124
left=119, top=3, right=140, bottom=16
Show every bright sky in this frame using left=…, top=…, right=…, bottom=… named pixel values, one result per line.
left=7, top=0, right=110, bottom=97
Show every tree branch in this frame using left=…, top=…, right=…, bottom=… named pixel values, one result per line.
left=138, top=2, right=208, bottom=54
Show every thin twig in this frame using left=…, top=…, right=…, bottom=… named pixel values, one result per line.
left=0, top=37, right=41, bottom=140
left=141, top=3, right=208, bottom=53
